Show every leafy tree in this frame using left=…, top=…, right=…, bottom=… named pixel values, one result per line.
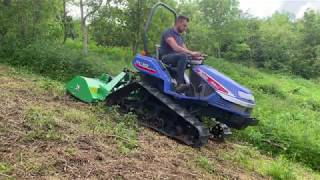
left=91, top=0, right=176, bottom=54
left=199, top=0, right=245, bottom=58
left=62, top=0, right=78, bottom=42
left=0, top=0, right=62, bottom=55
left=293, top=10, right=320, bottom=78
left=91, top=0, right=130, bottom=47
left=74, top=0, right=104, bottom=55
left=244, top=17, right=262, bottom=62
left=256, top=13, right=298, bottom=71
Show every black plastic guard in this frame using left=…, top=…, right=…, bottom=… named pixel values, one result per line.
left=222, top=115, right=258, bottom=130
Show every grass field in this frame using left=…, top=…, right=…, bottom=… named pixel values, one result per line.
left=65, top=45, right=320, bottom=171
left=205, top=59, right=320, bottom=170
left=1, top=43, right=320, bottom=179
left=1, top=64, right=320, bottom=179
left=95, top=53, right=320, bottom=171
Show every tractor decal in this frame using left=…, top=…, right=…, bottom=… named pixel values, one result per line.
left=134, top=61, right=157, bottom=74
left=195, top=68, right=230, bottom=95
left=89, top=87, right=98, bottom=94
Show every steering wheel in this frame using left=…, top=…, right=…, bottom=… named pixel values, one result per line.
left=187, top=54, right=207, bottom=66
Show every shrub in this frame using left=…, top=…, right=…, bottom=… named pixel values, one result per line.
left=4, top=41, right=133, bottom=81
left=9, top=41, right=100, bottom=80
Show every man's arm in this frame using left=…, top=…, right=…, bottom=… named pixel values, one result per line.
left=166, top=37, right=193, bottom=54
left=166, top=37, right=201, bottom=56
left=183, top=43, right=187, bottom=49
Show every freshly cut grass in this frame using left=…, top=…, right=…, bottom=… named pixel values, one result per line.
left=23, top=106, right=63, bottom=142
left=193, top=156, right=214, bottom=173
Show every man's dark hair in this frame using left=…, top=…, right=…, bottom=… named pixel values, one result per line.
left=176, top=15, right=189, bottom=23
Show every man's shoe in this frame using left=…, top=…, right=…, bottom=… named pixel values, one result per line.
left=176, top=83, right=189, bottom=93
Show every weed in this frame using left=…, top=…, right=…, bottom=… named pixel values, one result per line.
left=194, top=156, right=214, bottom=173
left=0, top=162, right=13, bottom=175
left=24, top=106, right=62, bottom=141
left=255, top=84, right=286, bottom=99
left=109, top=112, right=138, bottom=154
left=303, top=99, right=320, bottom=111
left=2, top=40, right=132, bottom=81
left=23, top=160, right=51, bottom=176
left=114, top=121, right=138, bottom=154
left=219, top=145, right=320, bottom=180
left=81, top=113, right=112, bottom=134
left=80, top=106, right=139, bottom=154
left=37, top=79, right=64, bottom=96
left=63, top=109, right=92, bottom=124
left=65, top=146, right=77, bottom=156
left=266, top=156, right=296, bottom=180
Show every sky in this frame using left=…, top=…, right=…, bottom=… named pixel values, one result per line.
left=239, top=0, right=320, bottom=18
left=69, top=0, right=320, bottom=19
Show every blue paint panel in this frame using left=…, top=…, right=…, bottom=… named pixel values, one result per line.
left=132, top=55, right=172, bottom=92
left=132, top=54, right=254, bottom=117
left=194, top=65, right=254, bottom=104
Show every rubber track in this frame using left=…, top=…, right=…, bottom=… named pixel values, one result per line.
left=138, top=82, right=210, bottom=147
left=106, top=81, right=210, bottom=147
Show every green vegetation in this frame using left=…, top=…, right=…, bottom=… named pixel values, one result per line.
left=0, top=162, right=13, bottom=176
left=218, top=144, right=320, bottom=180
left=79, top=106, right=139, bottom=154
left=0, top=40, right=131, bottom=81
left=193, top=156, right=214, bottom=173
left=24, top=106, right=63, bottom=142
left=206, top=59, right=320, bottom=170
left=1, top=0, right=320, bottom=179
left=1, top=1, right=320, bottom=79
left=2, top=40, right=320, bottom=175
left=1, top=63, right=320, bottom=179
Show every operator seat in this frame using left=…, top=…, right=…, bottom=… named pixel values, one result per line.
left=155, top=44, right=190, bottom=86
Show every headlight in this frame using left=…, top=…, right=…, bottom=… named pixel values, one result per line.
left=238, top=91, right=255, bottom=101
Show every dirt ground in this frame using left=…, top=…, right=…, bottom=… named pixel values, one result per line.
left=0, top=65, right=268, bottom=179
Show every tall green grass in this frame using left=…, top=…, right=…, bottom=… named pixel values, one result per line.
left=206, top=58, right=320, bottom=170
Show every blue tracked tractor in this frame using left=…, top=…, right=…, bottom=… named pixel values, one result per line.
left=67, top=2, right=258, bottom=147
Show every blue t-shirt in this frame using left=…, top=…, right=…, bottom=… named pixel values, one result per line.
left=160, top=28, right=184, bottom=56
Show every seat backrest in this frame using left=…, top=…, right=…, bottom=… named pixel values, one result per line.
left=184, top=73, right=190, bottom=85
left=155, top=44, right=161, bottom=60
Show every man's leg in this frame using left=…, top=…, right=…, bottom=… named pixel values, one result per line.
left=162, top=53, right=188, bottom=85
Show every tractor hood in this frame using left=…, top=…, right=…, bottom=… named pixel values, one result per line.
left=193, top=65, right=255, bottom=108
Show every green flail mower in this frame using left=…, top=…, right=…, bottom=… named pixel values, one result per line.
left=66, top=69, right=133, bottom=103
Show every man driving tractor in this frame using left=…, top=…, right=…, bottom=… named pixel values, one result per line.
left=159, top=15, right=202, bottom=92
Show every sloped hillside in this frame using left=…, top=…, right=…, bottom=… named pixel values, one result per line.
left=0, top=65, right=263, bottom=179
left=207, top=59, right=320, bottom=171
left=0, top=63, right=319, bottom=179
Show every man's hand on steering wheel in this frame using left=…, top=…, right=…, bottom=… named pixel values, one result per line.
left=190, top=51, right=202, bottom=57
left=189, top=51, right=205, bottom=61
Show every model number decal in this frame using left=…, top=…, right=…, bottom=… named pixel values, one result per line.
left=195, top=68, right=233, bottom=96
left=134, top=61, right=157, bottom=74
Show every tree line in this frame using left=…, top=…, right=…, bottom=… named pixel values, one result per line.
left=0, top=0, right=320, bottom=78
